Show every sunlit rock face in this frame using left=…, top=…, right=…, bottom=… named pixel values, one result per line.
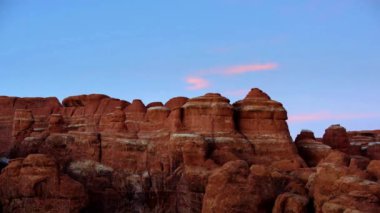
left=233, top=88, right=303, bottom=166
left=0, top=96, right=61, bottom=156
left=0, top=88, right=379, bottom=212
left=182, top=93, right=235, bottom=134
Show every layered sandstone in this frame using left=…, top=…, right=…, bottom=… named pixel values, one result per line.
left=233, top=88, right=303, bottom=166
left=0, top=154, right=87, bottom=213
left=0, top=88, right=379, bottom=212
left=322, top=124, right=350, bottom=150
left=308, top=151, right=380, bottom=212
left=0, top=96, right=61, bottom=156
left=295, top=130, right=332, bottom=166
left=348, top=130, right=380, bottom=160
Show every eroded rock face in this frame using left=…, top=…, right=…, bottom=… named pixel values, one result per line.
left=368, top=143, right=380, bottom=160
left=233, top=88, right=301, bottom=165
left=0, top=97, right=61, bottom=156
left=348, top=130, right=380, bottom=145
left=202, top=161, right=269, bottom=213
left=182, top=93, right=234, bottom=134
left=307, top=151, right=380, bottom=212
left=368, top=160, right=380, bottom=181
left=295, top=130, right=332, bottom=167
left=347, top=130, right=380, bottom=159
left=0, top=154, right=87, bottom=213
left=272, top=193, right=309, bottom=213
left=323, top=124, right=350, bottom=151
left=0, top=89, right=379, bottom=212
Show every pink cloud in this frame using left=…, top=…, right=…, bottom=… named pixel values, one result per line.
left=223, top=63, right=278, bottom=75
left=194, top=62, right=278, bottom=76
left=288, top=112, right=380, bottom=123
left=185, top=76, right=210, bottom=90
left=184, top=62, right=277, bottom=90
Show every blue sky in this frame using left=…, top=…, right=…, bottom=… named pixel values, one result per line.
left=1, top=0, right=379, bottom=137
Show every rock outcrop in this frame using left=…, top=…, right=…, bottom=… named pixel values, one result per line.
left=308, top=151, right=380, bottom=212
left=0, top=154, right=87, bottom=213
left=202, top=161, right=272, bottom=213
left=344, top=129, right=380, bottom=159
left=295, top=130, right=332, bottom=167
left=322, top=124, right=350, bottom=151
left=0, top=88, right=379, bottom=212
left=233, top=88, right=303, bottom=166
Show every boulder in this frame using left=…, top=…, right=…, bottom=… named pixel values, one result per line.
left=368, top=160, right=380, bottom=181
left=165, top=97, right=188, bottom=110
left=322, top=124, right=350, bottom=151
left=308, top=151, right=380, bottom=212
left=146, top=102, right=164, bottom=108
left=272, top=193, right=309, bottom=213
left=202, top=161, right=281, bottom=213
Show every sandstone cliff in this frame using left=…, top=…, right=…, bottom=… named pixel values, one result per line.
left=0, top=88, right=379, bottom=213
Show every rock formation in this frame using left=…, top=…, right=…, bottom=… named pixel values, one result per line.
left=295, top=130, right=332, bottom=167
left=308, top=151, right=380, bottom=212
left=348, top=130, right=380, bottom=160
left=0, top=154, right=87, bottom=213
left=0, top=88, right=379, bottom=212
left=322, top=124, right=350, bottom=151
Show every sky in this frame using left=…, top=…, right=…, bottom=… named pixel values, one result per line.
left=0, top=0, right=379, bottom=138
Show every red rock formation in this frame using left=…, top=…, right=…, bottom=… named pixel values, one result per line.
left=348, top=130, right=380, bottom=145
left=367, top=143, right=380, bottom=160
left=368, top=160, right=380, bottom=181
left=0, top=154, right=87, bottom=213
left=124, top=99, right=146, bottom=132
left=165, top=97, right=188, bottom=110
left=146, top=101, right=164, bottom=108
left=39, top=132, right=101, bottom=169
left=12, top=109, right=34, bottom=143
left=182, top=93, right=234, bottom=134
left=323, top=126, right=380, bottom=160
left=98, top=108, right=126, bottom=132
left=202, top=161, right=273, bottom=213
left=233, top=88, right=302, bottom=165
left=272, top=193, right=309, bottom=213
left=323, top=124, right=350, bottom=151
left=0, top=97, right=60, bottom=156
left=307, top=151, right=380, bottom=212
left=202, top=160, right=311, bottom=213
left=48, top=113, right=65, bottom=133
left=295, top=130, right=332, bottom=166
left=295, top=129, right=316, bottom=142
left=0, top=89, right=379, bottom=212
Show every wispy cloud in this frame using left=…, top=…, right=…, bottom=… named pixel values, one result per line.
left=185, top=76, right=210, bottom=90
left=195, top=62, right=278, bottom=76
left=184, top=62, right=277, bottom=90
left=288, top=112, right=380, bottom=123
left=223, top=63, right=278, bottom=75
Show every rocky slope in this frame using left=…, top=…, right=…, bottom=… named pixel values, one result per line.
left=0, top=88, right=379, bottom=213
